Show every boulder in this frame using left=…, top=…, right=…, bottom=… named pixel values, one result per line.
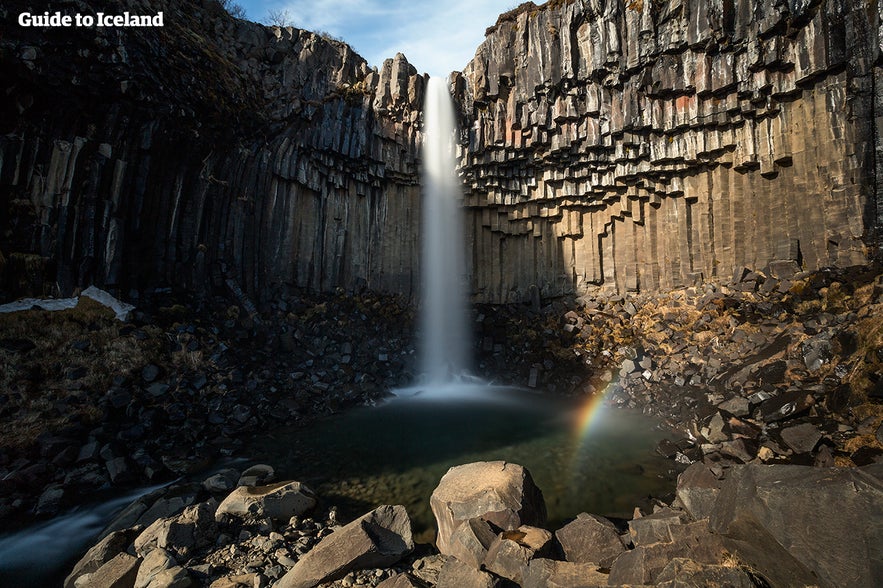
left=779, top=422, right=823, bottom=454
left=237, top=464, right=274, bottom=487
left=675, top=462, right=721, bottom=520
left=435, top=557, right=498, bottom=588
left=483, top=526, right=553, bottom=584
left=628, top=508, right=687, bottom=546
left=135, top=548, right=176, bottom=588
left=521, top=559, right=609, bottom=588
left=65, top=529, right=139, bottom=588
left=430, top=461, right=546, bottom=556
left=276, top=505, right=413, bottom=588
left=141, top=567, right=191, bottom=588
left=554, top=513, right=626, bottom=566
left=655, top=558, right=758, bottom=588
left=215, top=481, right=316, bottom=521
left=376, top=573, right=423, bottom=588
left=445, top=517, right=498, bottom=568
left=607, top=521, right=727, bottom=585
left=134, top=502, right=217, bottom=558
left=709, top=463, right=883, bottom=588
left=77, top=552, right=142, bottom=588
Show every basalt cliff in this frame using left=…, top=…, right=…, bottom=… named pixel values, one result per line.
left=1, top=0, right=881, bottom=305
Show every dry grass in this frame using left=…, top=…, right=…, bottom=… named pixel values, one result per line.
left=0, top=297, right=163, bottom=451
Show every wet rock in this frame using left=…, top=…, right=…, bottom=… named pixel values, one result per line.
left=430, top=461, right=546, bottom=556
left=215, top=481, right=316, bottom=521
left=35, top=485, right=64, bottom=516
left=709, top=463, right=883, bottom=588
left=554, top=512, right=626, bottom=566
left=780, top=422, right=823, bottom=454
left=238, top=464, right=274, bottom=487
left=142, top=364, right=162, bottom=383
left=276, top=505, right=413, bottom=588
left=203, top=469, right=240, bottom=494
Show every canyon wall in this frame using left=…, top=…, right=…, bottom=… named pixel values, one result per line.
left=457, top=0, right=882, bottom=302
left=0, top=0, right=880, bottom=305
left=0, top=0, right=426, bottom=302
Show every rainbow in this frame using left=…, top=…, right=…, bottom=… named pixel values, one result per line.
left=572, top=381, right=616, bottom=441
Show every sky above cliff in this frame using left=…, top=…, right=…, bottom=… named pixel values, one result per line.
left=234, top=0, right=508, bottom=77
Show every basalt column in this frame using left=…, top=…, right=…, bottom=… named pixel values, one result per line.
left=457, top=0, right=881, bottom=303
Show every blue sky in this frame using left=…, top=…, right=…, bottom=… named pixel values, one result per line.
left=233, top=0, right=514, bottom=78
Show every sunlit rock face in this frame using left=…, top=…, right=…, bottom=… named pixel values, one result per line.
left=455, top=0, right=882, bottom=302
left=0, top=0, right=880, bottom=304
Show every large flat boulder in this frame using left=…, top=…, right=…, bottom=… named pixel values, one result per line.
left=215, top=481, right=316, bottom=521
left=708, top=463, right=883, bottom=588
left=276, top=504, right=413, bottom=588
left=430, top=461, right=546, bottom=556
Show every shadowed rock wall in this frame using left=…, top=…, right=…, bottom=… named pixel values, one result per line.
left=456, top=0, right=881, bottom=302
left=0, top=0, right=425, bottom=302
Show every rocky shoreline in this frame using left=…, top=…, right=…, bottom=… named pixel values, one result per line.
left=2, top=262, right=883, bottom=586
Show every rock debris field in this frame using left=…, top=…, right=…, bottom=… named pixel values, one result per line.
left=1, top=263, right=882, bottom=587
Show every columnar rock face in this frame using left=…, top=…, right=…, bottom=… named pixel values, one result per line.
left=456, top=0, right=881, bottom=302
left=1, top=0, right=880, bottom=304
left=0, top=0, right=425, bottom=302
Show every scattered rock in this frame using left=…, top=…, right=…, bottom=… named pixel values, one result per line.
left=779, top=422, right=823, bottom=454
left=276, top=505, right=413, bottom=588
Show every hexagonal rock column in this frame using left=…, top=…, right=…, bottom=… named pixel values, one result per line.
left=429, top=461, right=546, bottom=556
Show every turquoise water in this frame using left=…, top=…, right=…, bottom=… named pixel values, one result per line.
left=246, top=390, right=681, bottom=539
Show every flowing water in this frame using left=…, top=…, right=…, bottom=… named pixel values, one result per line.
left=419, top=77, right=470, bottom=383
left=0, top=484, right=167, bottom=587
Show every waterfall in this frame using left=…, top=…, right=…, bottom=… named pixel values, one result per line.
left=419, top=77, right=469, bottom=384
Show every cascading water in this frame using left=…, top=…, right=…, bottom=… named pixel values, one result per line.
left=419, top=77, right=470, bottom=385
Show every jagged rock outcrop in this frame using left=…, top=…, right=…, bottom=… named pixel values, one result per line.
left=0, top=0, right=426, bottom=302
left=457, top=0, right=882, bottom=302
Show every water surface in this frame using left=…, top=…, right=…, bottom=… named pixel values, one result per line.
left=247, top=390, right=680, bottom=538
